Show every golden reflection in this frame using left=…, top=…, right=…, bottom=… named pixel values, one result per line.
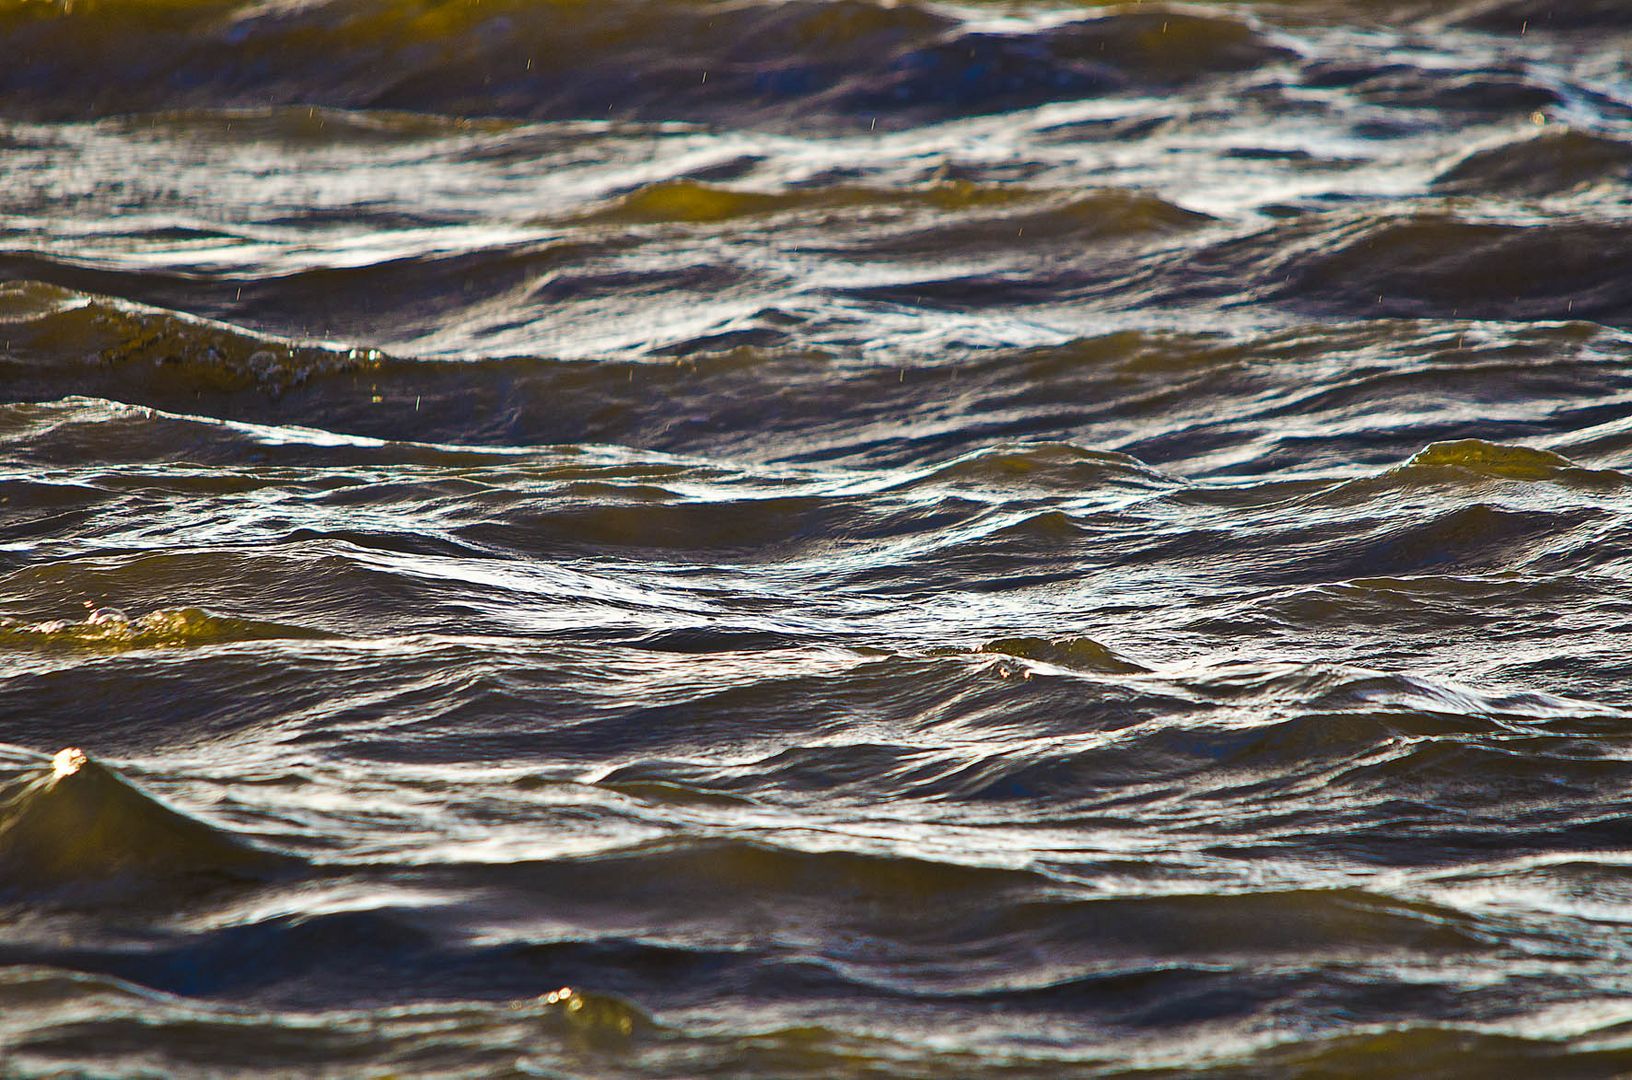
left=50, top=747, right=87, bottom=779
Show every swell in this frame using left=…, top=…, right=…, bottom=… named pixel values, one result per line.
left=0, top=243, right=624, bottom=357
left=8, top=283, right=1631, bottom=474
left=1169, top=213, right=1632, bottom=326
left=44, top=621, right=1617, bottom=828
left=577, top=180, right=1214, bottom=252
left=1434, top=128, right=1632, bottom=196
left=12, top=203, right=1632, bottom=375
left=12, top=1000, right=1632, bottom=1080
left=578, top=658, right=1632, bottom=832
left=0, top=1, right=1289, bottom=128
left=0, top=607, right=329, bottom=653
left=0, top=178, right=1212, bottom=357
left=0, top=827, right=1500, bottom=1011
left=9, top=987, right=1632, bottom=1080
left=0, top=750, right=293, bottom=902
left=1455, top=0, right=1632, bottom=31
left=1318, top=439, right=1631, bottom=495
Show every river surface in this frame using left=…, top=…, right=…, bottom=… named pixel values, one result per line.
left=3, top=1, right=1632, bottom=1076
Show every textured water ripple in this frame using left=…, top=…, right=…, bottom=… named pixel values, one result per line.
left=4, top=0, right=1632, bottom=1075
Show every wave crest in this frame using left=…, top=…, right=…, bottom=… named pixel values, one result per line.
left=0, top=607, right=328, bottom=653
left=0, top=750, right=292, bottom=899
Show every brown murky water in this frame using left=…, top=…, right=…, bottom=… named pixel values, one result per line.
left=4, top=0, right=1632, bottom=1075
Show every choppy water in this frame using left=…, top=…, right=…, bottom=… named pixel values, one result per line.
left=4, top=0, right=1632, bottom=1075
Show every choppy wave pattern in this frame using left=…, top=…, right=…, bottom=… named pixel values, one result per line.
left=5, top=0, right=1632, bottom=1076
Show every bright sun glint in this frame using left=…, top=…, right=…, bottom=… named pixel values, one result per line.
left=52, top=747, right=87, bottom=779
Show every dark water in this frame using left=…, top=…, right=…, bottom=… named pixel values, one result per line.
left=4, top=0, right=1632, bottom=1075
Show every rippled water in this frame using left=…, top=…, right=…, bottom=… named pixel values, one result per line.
left=4, top=0, right=1632, bottom=1075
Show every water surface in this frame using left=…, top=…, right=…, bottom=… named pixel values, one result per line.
left=5, top=0, right=1632, bottom=1075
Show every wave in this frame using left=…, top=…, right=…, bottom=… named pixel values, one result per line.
left=0, top=971, right=651, bottom=1075
left=1235, top=573, right=1607, bottom=649
left=974, top=635, right=1149, bottom=675
left=1434, top=128, right=1632, bottom=196
left=0, top=279, right=384, bottom=396
left=574, top=179, right=1213, bottom=250
left=0, top=544, right=513, bottom=647
left=1, top=179, right=1209, bottom=360
left=561, top=658, right=1614, bottom=810
left=891, top=442, right=1178, bottom=495
left=1456, top=0, right=1632, bottom=31
left=1300, top=440, right=1631, bottom=506
left=1326, top=63, right=1562, bottom=115
left=1193, top=214, right=1632, bottom=325
left=1201, top=1024, right=1632, bottom=1079
left=1402, top=439, right=1627, bottom=483
left=8, top=976, right=1631, bottom=1079
left=1276, top=502, right=1601, bottom=583
left=0, top=750, right=292, bottom=901
left=0, top=2, right=1290, bottom=127
left=464, top=836, right=1051, bottom=913
left=0, top=607, right=329, bottom=653
left=0, top=397, right=543, bottom=475
left=8, top=276, right=1629, bottom=479
left=0, top=237, right=626, bottom=356
left=460, top=495, right=998, bottom=560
